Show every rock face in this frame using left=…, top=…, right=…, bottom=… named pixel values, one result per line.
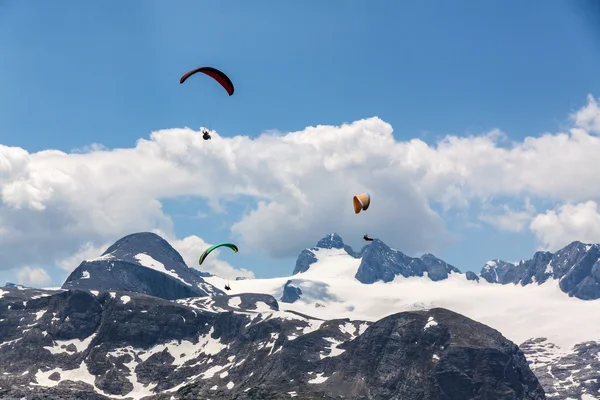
left=0, top=287, right=545, bottom=400
left=356, top=239, right=430, bottom=283
left=419, top=253, right=461, bottom=281
left=465, top=271, right=479, bottom=282
left=479, top=241, right=600, bottom=300
left=520, top=338, right=600, bottom=399
left=62, top=232, right=221, bottom=300
left=280, top=280, right=302, bottom=303
left=293, top=248, right=319, bottom=275
left=324, top=309, right=545, bottom=400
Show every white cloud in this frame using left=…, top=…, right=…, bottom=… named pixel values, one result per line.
left=571, top=94, right=600, bottom=135
left=16, top=266, right=51, bottom=287
left=56, top=241, right=112, bottom=271
left=478, top=198, right=535, bottom=232
left=2, top=94, right=600, bottom=273
left=530, top=201, right=600, bottom=251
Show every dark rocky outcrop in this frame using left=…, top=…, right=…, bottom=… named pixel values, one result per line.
left=465, top=271, right=479, bottom=282
left=280, top=280, right=302, bottom=303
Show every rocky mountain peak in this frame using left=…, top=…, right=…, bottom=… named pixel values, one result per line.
left=315, top=233, right=345, bottom=249
left=62, top=232, right=221, bottom=300
left=101, top=231, right=186, bottom=266
left=293, top=233, right=359, bottom=274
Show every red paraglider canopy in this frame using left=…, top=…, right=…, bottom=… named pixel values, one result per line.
left=179, top=66, right=234, bottom=96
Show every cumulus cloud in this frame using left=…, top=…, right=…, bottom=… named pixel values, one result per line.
left=16, top=266, right=51, bottom=287
left=571, top=94, right=600, bottom=135
left=530, top=201, right=600, bottom=251
left=56, top=241, right=112, bottom=272
left=478, top=198, right=535, bottom=232
left=2, top=94, right=600, bottom=274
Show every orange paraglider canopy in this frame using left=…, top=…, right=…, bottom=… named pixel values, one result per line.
left=353, top=193, right=371, bottom=214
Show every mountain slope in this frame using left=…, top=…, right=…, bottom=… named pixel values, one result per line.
left=8, top=231, right=600, bottom=398
left=356, top=239, right=460, bottom=283
left=293, top=233, right=460, bottom=283
left=479, top=241, right=600, bottom=300
left=0, top=287, right=544, bottom=400
left=203, top=233, right=600, bottom=399
left=62, top=232, right=220, bottom=300
left=208, top=256, right=600, bottom=351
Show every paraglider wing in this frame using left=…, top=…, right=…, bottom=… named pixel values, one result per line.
left=198, top=242, right=239, bottom=266
left=353, top=193, right=371, bottom=214
left=180, top=66, right=235, bottom=96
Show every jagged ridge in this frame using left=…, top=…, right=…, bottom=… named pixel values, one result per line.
left=294, top=233, right=600, bottom=301
left=293, top=233, right=460, bottom=283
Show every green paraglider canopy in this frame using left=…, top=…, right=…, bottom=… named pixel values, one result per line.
left=199, top=243, right=238, bottom=265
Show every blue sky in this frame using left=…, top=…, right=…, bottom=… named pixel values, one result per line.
left=2, top=0, right=600, bottom=285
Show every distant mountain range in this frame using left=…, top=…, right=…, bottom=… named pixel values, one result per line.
left=1, top=231, right=600, bottom=399
left=294, top=233, right=600, bottom=301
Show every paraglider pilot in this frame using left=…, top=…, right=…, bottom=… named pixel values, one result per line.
left=202, top=129, right=211, bottom=140
left=363, top=234, right=374, bottom=241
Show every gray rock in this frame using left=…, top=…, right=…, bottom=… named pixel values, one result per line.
left=320, top=308, right=545, bottom=400
left=293, top=249, right=319, bottom=275
left=280, top=280, right=302, bottom=303
left=420, top=253, right=461, bottom=281
left=355, top=239, right=426, bottom=283
left=521, top=337, right=600, bottom=399
left=466, top=271, right=479, bottom=282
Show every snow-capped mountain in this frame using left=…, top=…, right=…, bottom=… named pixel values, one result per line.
left=293, top=233, right=460, bottom=283
left=205, top=235, right=600, bottom=349
left=0, top=232, right=548, bottom=400
left=62, top=232, right=221, bottom=300
left=3, top=231, right=600, bottom=399
left=0, top=287, right=543, bottom=399
left=203, top=233, right=600, bottom=399
left=480, top=241, right=600, bottom=300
